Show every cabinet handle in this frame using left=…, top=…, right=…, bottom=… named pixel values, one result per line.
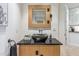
left=47, top=20, right=50, bottom=24
left=40, top=54, right=43, bottom=56
left=50, top=14, right=52, bottom=18
left=47, top=8, right=50, bottom=12
left=35, top=50, right=38, bottom=55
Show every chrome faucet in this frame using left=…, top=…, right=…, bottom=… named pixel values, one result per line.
left=38, top=29, right=43, bottom=34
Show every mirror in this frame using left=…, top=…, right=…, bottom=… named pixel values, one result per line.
left=28, top=5, right=51, bottom=29
left=69, top=8, right=79, bottom=32
left=32, top=8, right=46, bottom=24
left=69, top=8, right=79, bottom=25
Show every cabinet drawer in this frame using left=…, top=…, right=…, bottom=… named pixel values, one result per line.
left=19, top=45, right=40, bottom=56
left=38, top=45, right=60, bottom=56
left=18, top=45, right=60, bottom=56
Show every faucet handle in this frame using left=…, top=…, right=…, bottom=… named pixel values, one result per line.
left=38, top=29, right=43, bottom=34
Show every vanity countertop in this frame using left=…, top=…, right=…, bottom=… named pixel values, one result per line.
left=17, top=38, right=63, bottom=45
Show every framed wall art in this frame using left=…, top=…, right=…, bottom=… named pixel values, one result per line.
left=0, top=3, right=8, bottom=32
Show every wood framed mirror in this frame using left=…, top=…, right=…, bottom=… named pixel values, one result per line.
left=28, top=4, right=51, bottom=29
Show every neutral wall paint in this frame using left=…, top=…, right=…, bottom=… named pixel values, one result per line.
left=58, top=4, right=67, bottom=45
left=69, top=33, right=79, bottom=46
left=0, top=3, right=21, bottom=56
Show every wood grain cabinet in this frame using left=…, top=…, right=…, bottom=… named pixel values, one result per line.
left=17, top=45, right=60, bottom=56
left=28, top=5, right=52, bottom=29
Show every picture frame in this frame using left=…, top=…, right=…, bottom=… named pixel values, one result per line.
left=0, top=3, right=8, bottom=32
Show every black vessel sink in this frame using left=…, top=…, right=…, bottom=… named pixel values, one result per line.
left=32, top=34, right=48, bottom=43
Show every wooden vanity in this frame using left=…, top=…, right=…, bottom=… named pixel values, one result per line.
left=17, top=38, right=62, bottom=56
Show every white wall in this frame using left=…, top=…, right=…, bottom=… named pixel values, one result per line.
left=58, top=4, right=67, bottom=45
left=69, top=33, right=79, bottom=46
left=0, top=3, right=21, bottom=56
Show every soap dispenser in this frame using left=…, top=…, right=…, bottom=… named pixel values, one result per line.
left=49, top=34, right=52, bottom=43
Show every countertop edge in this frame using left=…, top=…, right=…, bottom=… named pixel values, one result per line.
left=17, top=38, right=63, bottom=45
